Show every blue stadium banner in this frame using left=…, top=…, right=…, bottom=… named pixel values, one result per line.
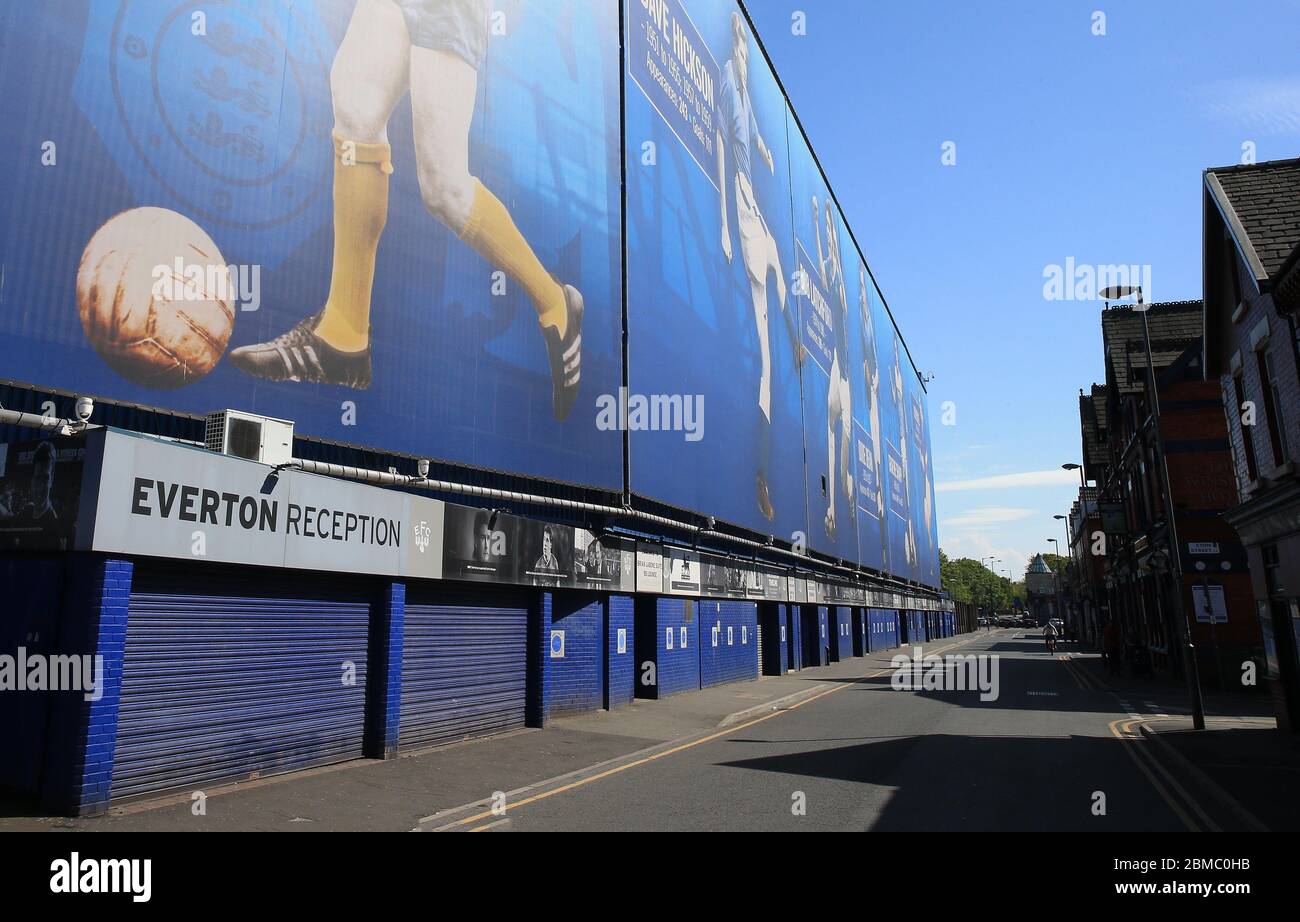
left=0, top=0, right=623, bottom=490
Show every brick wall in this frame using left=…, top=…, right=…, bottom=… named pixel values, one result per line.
left=698, top=599, right=759, bottom=688
left=542, top=591, right=604, bottom=719
left=607, top=594, right=635, bottom=709
left=40, top=556, right=133, bottom=816
left=365, top=581, right=405, bottom=758
left=653, top=597, right=700, bottom=698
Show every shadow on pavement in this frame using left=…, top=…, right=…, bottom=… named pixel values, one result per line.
left=715, top=732, right=1188, bottom=832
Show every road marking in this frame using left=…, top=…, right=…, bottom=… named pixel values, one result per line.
left=429, top=633, right=988, bottom=831
left=1108, top=717, right=1199, bottom=832
left=1107, top=717, right=1222, bottom=833
left=469, top=818, right=512, bottom=833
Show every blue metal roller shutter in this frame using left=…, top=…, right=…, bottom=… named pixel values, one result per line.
left=400, top=589, right=527, bottom=750
left=111, top=566, right=371, bottom=801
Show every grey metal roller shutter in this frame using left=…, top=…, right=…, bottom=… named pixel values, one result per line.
left=399, top=589, right=528, bottom=750
left=111, top=567, right=372, bottom=801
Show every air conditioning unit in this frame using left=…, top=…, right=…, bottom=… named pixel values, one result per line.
left=204, top=410, right=294, bottom=466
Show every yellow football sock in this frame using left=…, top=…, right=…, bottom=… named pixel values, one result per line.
left=459, top=179, right=567, bottom=337
left=313, top=133, right=392, bottom=353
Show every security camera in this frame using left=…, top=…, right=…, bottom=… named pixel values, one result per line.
left=417, top=459, right=430, bottom=479
left=705, top=515, right=717, bottom=530
left=73, top=396, right=94, bottom=423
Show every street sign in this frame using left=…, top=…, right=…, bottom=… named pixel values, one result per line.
left=1191, top=585, right=1228, bottom=624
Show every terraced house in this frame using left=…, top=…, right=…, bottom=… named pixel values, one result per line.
left=1202, top=157, right=1300, bottom=731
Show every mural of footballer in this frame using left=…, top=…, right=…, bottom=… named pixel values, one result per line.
left=812, top=195, right=853, bottom=539
left=717, top=11, right=802, bottom=522
left=229, top=0, right=585, bottom=420
left=890, top=331, right=918, bottom=572
left=859, top=261, right=889, bottom=569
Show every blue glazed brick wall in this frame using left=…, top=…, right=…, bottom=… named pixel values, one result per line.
left=655, top=597, right=700, bottom=698
left=698, top=600, right=759, bottom=688
left=365, top=581, right=405, bottom=758
left=544, top=592, right=604, bottom=719
left=607, top=595, right=635, bottom=709
left=40, top=556, right=133, bottom=817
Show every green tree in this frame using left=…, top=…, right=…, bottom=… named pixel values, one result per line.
left=941, top=550, right=1024, bottom=613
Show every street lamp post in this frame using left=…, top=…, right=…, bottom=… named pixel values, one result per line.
left=1047, top=538, right=1062, bottom=622
left=1054, top=514, right=1076, bottom=635
left=1099, top=285, right=1206, bottom=731
left=1062, top=463, right=1101, bottom=645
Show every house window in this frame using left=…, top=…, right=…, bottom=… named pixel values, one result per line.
left=1256, top=348, right=1289, bottom=468
left=1233, top=373, right=1259, bottom=482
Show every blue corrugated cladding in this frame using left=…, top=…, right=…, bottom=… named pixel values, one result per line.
left=543, top=592, right=603, bottom=719
left=655, top=597, right=699, bottom=698
left=607, top=595, right=635, bottom=709
left=832, top=606, right=853, bottom=661
left=111, top=565, right=371, bottom=801
left=400, top=586, right=527, bottom=750
left=698, top=599, right=759, bottom=688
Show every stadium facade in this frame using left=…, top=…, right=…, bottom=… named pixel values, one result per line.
left=0, top=0, right=951, bottom=813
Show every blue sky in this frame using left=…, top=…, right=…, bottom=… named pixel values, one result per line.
left=746, top=0, right=1300, bottom=580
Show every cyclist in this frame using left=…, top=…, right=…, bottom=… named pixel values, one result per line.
left=1044, top=619, right=1058, bottom=654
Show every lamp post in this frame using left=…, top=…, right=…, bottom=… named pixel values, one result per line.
left=1062, top=464, right=1101, bottom=645
left=1099, top=285, right=1206, bottom=731
left=1055, top=514, right=1078, bottom=638
left=1047, top=538, right=1062, bottom=622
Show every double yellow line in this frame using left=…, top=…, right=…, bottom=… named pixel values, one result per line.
left=1059, top=653, right=1215, bottom=831
left=1108, top=716, right=1219, bottom=832
left=1059, top=653, right=1103, bottom=691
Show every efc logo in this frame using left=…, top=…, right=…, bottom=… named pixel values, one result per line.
left=413, top=520, right=432, bottom=554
